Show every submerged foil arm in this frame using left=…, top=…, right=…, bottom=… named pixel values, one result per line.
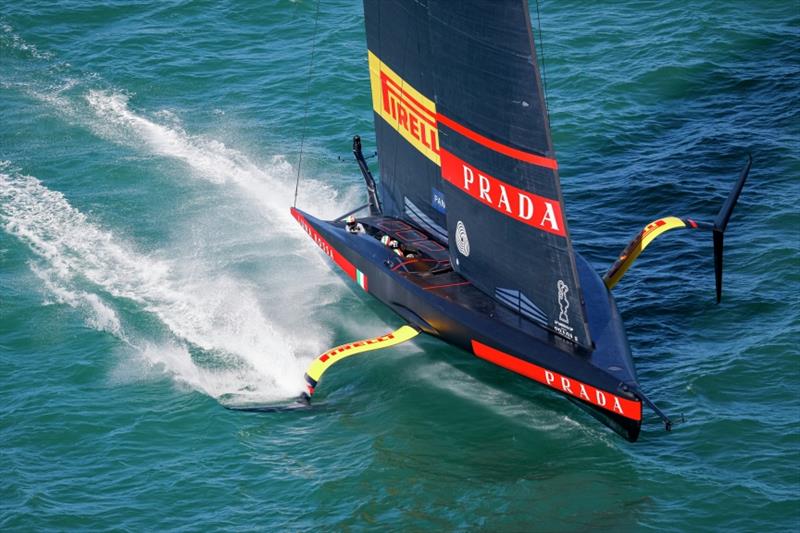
left=303, top=325, right=420, bottom=398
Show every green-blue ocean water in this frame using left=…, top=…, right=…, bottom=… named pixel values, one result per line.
left=1, top=0, right=798, bottom=530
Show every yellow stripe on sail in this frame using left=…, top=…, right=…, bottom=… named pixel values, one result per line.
left=305, top=325, right=420, bottom=386
left=603, top=217, right=689, bottom=289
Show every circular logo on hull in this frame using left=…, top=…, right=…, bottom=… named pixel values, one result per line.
left=455, top=220, right=470, bottom=257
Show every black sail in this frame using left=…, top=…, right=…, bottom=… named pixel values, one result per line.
left=363, top=0, right=592, bottom=348
left=363, top=0, right=448, bottom=243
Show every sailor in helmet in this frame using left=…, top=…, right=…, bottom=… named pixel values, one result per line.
left=388, top=239, right=404, bottom=257
left=345, top=215, right=364, bottom=234
left=379, top=235, right=404, bottom=257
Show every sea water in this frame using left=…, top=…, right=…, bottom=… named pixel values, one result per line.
left=1, top=1, right=798, bottom=530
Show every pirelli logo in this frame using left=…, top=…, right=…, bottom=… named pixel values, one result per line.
left=368, top=50, right=440, bottom=165
left=367, top=51, right=564, bottom=238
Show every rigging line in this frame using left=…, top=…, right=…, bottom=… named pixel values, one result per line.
left=293, top=0, right=322, bottom=209
left=534, top=0, right=551, bottom=126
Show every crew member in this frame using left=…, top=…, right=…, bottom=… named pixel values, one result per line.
left=345, top=215, right=364, bottom=234
left=388, top=239, right=404, bottom=257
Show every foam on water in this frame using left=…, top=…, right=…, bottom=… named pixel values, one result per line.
left=32, top=263, right=124, bottom=337
left=0, top=20, right=53, bottom=60
left=82, top=88, right=352, bottom=224
left=0, top=24, right=376, bottom=402
left=2, top=22, right=356, bottom=235
left=0, top=162, right=311, bottom=402
left=418, top=361, right=615, bottom=446
left=0, top=24, right=384, bottom=406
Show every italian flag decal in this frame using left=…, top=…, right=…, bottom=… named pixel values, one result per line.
left=356, top=269, right=368, bottom=291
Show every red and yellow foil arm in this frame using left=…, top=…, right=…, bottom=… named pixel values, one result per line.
left=603, top=216, right=710, bottom=290
left=303, top=325, right=420, bottom=397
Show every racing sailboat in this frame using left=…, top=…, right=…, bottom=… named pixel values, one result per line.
left=286, top=0, right=750, bottom=441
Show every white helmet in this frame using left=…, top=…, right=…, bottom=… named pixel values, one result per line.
left=346, top=215, right=356, bottom=225
left=380, top=235, right=390, bottom=246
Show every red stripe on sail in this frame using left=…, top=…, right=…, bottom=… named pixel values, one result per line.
left=472, top=340, right=642, bottom=421
left=440, top=149, right=566, bottom=237
left=436, top=113, right=558, bottom=170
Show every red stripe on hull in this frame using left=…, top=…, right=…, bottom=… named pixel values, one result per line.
left=471, top=340, right=642, bottom=421
left=291, top=208, right=358, bottom=283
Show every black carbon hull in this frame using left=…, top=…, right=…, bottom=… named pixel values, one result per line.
left=292, top=208, right=643, bottom=441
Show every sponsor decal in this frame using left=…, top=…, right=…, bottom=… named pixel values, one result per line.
left=622, top=219, right=669, bottom=261
left=367, top=51, right=558, bottom=173
left=472, top=340, right=642, bottom=421
left=368, top=51, right=440, bottom=165
left=303, top=325, right=420, bottom=393
left=454, top=220, right=470, bottom=257
left=554, top=280, right=575, bottom=341
left=557, top=281, right=570, bottom=324
left=367, top=51, right=564, bottom=237
left=440, top=149, right=566, bottom=237
left=306, top=332, right=397, bottom=390
left=431, top=187, right=446, bottom=214
left=291, top=208, right=368, bottom=292
left=318, top=332, right=396, bottom=363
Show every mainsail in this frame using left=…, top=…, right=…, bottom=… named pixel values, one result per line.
left=364, top=0, right=592, bottom=348
left=365, top=0, right=447, bottom=242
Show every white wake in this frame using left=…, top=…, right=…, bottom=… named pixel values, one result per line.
left=83, top=89, right=352, bottom=224
left=1, top=26, right=380, bottom=403
left=0, top=163, right=317, bottom=402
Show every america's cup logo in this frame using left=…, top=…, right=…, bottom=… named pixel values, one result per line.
left=557, top=280, right=570, bottom=324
